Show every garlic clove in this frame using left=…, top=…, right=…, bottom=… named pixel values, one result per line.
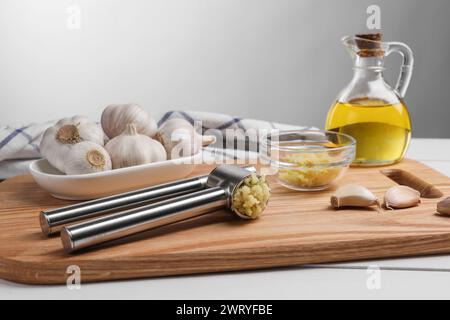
left=155, top=118, right=216, bottom=159
left=64, top=141, right=112, bottom=175
left=437, top=197, right=450, bottom=215
left=105, top=123, right=167, bottom=169
left=331, top=183, right=380, bottom=209
left=101, top=104, right=157, bottom=139
left=383, top=185, right=421, bottom=210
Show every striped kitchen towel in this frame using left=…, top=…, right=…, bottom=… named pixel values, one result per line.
left=158, top=110, right=310, bottom=132
left=0, top=121, right=56, bottom=179
left=158, top=110, right=315, bottom=162
left=0, top=111, right=314, bottom=179
left=158, top=110, right=313, bottom=151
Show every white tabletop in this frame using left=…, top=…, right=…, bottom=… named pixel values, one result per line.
left=1, top=138, right=450, bottom=300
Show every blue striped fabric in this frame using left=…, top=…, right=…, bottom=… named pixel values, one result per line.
left=157, top=110, right=308, bottom=133
left=0, top=127, right=27, bottom=150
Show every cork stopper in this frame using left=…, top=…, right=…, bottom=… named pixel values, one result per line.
left=355, top=33, right=384, bottom=57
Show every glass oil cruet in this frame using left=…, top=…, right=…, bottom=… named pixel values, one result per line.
left=326, top=33, right=414, bottom=166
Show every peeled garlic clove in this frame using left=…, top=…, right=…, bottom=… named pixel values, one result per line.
left=384, top=185, right=421, bottom=209
left=437, top=197, right=450, bottom=215
left=40, top=115, right=105, bottom=173
left=105, top=123, right=167, bottom=169
left=155, top=118, right=216, bottom=159
left=64, top=141, right=112, bottom=175
left=331, top=183, right=380, bottom=208
left=101, top=104, right=157, bottom=139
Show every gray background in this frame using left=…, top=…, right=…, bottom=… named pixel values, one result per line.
left=1, top=0, right=449, bottom=137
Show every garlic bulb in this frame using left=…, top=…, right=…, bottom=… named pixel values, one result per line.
left=101, top=103, right=157, bottom=139
left=384, top=185, right=421, bottom=209
left=331, top=183, right=380, bottom=209
left=64, top=141, right=112, bottom=175
left=105, top=123, right=166, bottom=169
left=155, top=118, right=216, bottom=159
left=40, top=116, right=105, bottom=173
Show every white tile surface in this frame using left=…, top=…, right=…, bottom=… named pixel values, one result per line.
left=1, top=138, right=450, bottom=299
left=420, top=160, right=450, bottom=177
left=407, top=138, right=450, bottom=161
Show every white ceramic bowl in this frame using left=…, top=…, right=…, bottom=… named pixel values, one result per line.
left=29, top=152, right=202, bottom=200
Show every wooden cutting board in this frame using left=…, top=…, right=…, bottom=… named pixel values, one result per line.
left=0, top=159, right=449, bottom=284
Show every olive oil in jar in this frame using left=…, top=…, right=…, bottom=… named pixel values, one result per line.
left=325, top=99, right=411, bottom=166
left=327, top=33, right=414, bottom=166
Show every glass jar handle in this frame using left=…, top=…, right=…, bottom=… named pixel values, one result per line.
left=386, top=42, right=414, bottom=98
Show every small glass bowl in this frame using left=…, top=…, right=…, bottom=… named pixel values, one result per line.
left=259, top=130, right=356, bottom=191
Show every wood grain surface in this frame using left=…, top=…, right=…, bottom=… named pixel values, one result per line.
left=0, top=159, right=449, bottom=284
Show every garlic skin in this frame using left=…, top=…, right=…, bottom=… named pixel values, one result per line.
left=105, top=123, right=166, bottom=169
left=384, top=185, right=421, bottom=209
left=437, top=197, right=450, bottom=215
left=40, top=116, right=105, bottom=173
left=64, top=141, right=112, bottom=175
left=381, top=169, right=443, bottom=198
left=101, top=104, right=157, bottom=139
left=155, top=118, right=216, bottom=159
left=331, top=183, right=380, bottom=208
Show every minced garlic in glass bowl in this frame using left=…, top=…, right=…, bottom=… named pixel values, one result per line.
left=259, top=130, right=356, bottom=191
